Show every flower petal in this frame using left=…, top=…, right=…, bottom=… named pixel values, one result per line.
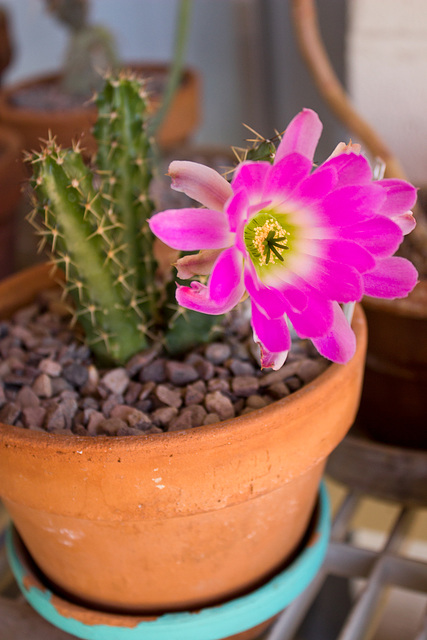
left=244, top=264, right=288, bottom=318
left=377, top=179, right=417, bottom=215
left=176, top=247, right=244, bottom=315
left=175, top=249, right=222, bottom=279
left=251, top=300, right=291, bottom=355
left=208, top=246, right=244, bottom=304
left=309, top=238, right=376, bottom=273
left=227, top=189, right=250, bottom=232
left=340, top=216, right=403, bottom=257
left=286, top=292, right=334, bottom=339
left=168, top=161, right=232, bottom=210
left=275, top=109, right=322, bottom=164
left=319, top=152, right=372, bottom=186
left=292, top=165, right=338, bottom=203
left=376, top=178, right=418, bottom=234
left=231, top=161, right=270, bottom=201
left=316, top=183, right=386, bottom=227
left=362, top=257, right=418, bottom=298
left=149, top=209, right=234, bottom=250
left=312, top=302, right=356, bottom=364
left=294, top=255, right=364, bottom=303
left=264, top=153, right=312, bottom=201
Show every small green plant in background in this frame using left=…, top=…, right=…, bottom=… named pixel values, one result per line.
left=45, top=0, right=118, bottom=96
left=27, top=72, right=221, bottom=366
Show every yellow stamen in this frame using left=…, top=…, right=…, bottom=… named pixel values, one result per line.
left=253, top=219, right=289, bottom=265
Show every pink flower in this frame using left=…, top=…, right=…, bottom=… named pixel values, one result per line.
left=149, top=109, right=418, bottom=369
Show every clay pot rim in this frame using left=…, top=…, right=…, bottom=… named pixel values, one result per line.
left=363, top=279, right=427, bottom=319
left=0, top=63, right=199, bottom=120
left=0, top=300, right=366, bottom=453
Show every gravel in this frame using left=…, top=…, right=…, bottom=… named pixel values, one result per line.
left=0, top=291, right=330, bottom=436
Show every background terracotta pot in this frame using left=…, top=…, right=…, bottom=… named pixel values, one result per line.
left=357, top=281, right=427, bottom=449
left=0, top=126, right=24, bottom=279
left=0, top=64, right=200, bottom=155
left=0, top=264, right=367, bottom=613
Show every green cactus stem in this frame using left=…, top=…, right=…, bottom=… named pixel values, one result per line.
left=29, top=138, right=150, bottom=365
left=94, top=73, right=158, bottom=319
left=27, top=72, right=159, bottom=366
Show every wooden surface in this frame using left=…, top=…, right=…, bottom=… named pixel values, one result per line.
left=327, top=427, right=427, bottom=506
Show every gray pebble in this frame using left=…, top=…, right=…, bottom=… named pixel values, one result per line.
left=231, top=375, right=260, bottom=397
left=63, top=363, right=88, bottom=388
left=110, top=404, right=151, bottom=427
left=51, top=377, right=73, bottom=395
left=87, top=411, right=105, bottom=434
left=205, top=391, right=235, bottom=420
left=60, top=394, right=78, bottom=428
left=125, top=347, right=160, bottom=376
left=155, top=384, right=182, bottom=408
left=267, top=382, right=291, bottom=399
left=44, top=404, right=66, bottom=431
left=203, top=412, right=220, bottom=425
left=16, top=386, right=40, bottom=408
left=246, top=395, right=269, bottom=409
left=140, top=359, right=166, bottom=383
left=297, top=358, right=328, bottom=384
left=168, top=410, right=193, bottom=431
left=101, top=368, right=129, bottom=395
left=22, top=406, right=46, bottom=430
left=124, top=381, right=143, bottom=405
left=184, top=380, right=206, bottom=405
left=207, top=378, right=229, bottom=394
left=180, top=404, right=207, bottom=428
left=96, top=417, right=127, bottom=436
left=205, top=342, right=232, bottom=365
left=101, top=394, right=123, bottom=417
left=38, top=358, right=62, bottom=377
left=258, top=361, right=301, bottom=387
left=165, top=361, right=198, bottom=386
left=32, top=373, right=53, bottom=398
left=0, top=402, right=21, bottom=425
left=152, top=406, right=179, bottom=427
left=228, top=358, right=256, bottom=376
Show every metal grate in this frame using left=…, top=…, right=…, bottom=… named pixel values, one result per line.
left=265, top=486, right=427, bottom=640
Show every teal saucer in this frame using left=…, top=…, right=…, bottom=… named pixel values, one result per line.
left=6, top=483, right=330, bottom=640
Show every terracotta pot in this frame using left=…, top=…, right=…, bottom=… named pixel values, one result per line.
left=6, top=485, right=330, bottom=640
left=0, top=64, right=200, bottom=155
left=0, top=126, right=24, bottom=279
left=0, top=264, right=367, bottom=614
left=357, top=281, right=427, bottom=449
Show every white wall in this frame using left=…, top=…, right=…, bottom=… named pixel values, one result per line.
left=347, top=0, right=427, bottom=186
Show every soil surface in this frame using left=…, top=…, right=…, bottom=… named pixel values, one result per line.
left=0, top=290, right=329, bottom=436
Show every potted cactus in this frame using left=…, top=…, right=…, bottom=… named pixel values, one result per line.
left=0, top=0, right=199, bottom=154
left=0, top=71, right=419, bottom=639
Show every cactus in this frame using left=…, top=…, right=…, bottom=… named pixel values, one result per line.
left=27, top=71, right=219, bottom=366
left=45, top=0, right=118, bottom=96
left=28, top=73, right=156, bottom=365
left=233, top=125, right=281, bottom=165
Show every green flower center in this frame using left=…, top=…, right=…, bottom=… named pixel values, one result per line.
left=244, top=213, right=290, bottom=267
